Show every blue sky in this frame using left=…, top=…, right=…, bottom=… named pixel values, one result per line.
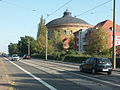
left=0, top=0, right=120, bottom=53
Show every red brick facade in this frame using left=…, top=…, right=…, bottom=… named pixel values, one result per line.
left=95, top=19, right=120, bottom=48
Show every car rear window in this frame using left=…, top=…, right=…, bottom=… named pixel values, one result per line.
left=96, top=58, right=111, bottom=64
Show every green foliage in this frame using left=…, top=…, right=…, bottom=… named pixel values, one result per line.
left=8, top=43, right=18, bottom=55
left=67, top=50, right=78, bottom=55
left=36, top=16, right=54, bottom=56
left=37, top=16, right=46, bottom=40
left=53, top=51, right=61, bottom=60
left=17, top=36, right=35, bottom=56
left=69, top=36, right=74, bottom=50
left=36, top=16, right=47, bottom=55
left=50, top=30, right=63, bottom=51
left=64, top=55, right=90, bottom=63
left=86, top=27, right=109, bottom=55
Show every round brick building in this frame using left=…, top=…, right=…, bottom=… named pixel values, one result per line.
left=46, top=10, right=93, bottom=49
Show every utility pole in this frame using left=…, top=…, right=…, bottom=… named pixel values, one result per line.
left=28, top=39, right=30, bottom=55
left=45, top=28, right=48, bottom=60
left=113, top=0, right=116, bottom=70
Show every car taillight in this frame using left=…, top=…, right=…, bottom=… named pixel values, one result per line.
left=25, top=56, right=27, bottom=58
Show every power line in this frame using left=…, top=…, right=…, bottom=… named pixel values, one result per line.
left=0, top=0, right=41, bottom=15
left=45, top=0, right=72, bottom=19
left=75, top=0, right=112, bottom=17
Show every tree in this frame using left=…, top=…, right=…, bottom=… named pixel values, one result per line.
left=36, top=16, right=54, bottom=55
left=69, top=35, right=74, bottom=50
left=37, top=16, right=46, bottom=40
left=85, top=27, right=109, bottom=55
left=36, top=16, right=46, bottom=55
left=50, top=30, right=63, bottom=51
left=8, top=43, right=18, bottom=55
left=18, top=36, right=35, bottom=56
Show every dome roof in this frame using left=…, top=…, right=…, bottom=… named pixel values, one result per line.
left=46, top=10, right=89, bottom=27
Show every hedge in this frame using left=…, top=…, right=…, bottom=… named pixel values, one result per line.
left=31, top=54, right=120, bottom=67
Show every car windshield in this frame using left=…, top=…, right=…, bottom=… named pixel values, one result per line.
left=12, top=54, right=18, bottom=57
left=97, top=58, right=111, bottom=64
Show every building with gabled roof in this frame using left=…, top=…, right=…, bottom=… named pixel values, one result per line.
left=95, top=19, right=120, bottom=48
left=95, top=19, right=120, bottom=31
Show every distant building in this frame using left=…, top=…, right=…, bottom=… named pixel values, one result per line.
left=94, top=19, right=120, bottom=48
left=74, top=29, right=91, bottom=53
left=46, top=9, right=93, bottom=49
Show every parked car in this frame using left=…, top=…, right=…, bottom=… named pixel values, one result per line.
left=79, top=57, right=112, bottom=75
left=11, top=54, right=19, bottom=61
left=23, top=54, right=31, bottom=59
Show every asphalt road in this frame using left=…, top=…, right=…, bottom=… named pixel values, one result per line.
left=1, top=57, right=120, bottom=90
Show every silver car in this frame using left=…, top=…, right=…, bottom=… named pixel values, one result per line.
left=11, top=54, right=19, bottom=61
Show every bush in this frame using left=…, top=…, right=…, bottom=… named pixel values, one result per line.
left=53, top=51, right=61, bottom=60
left=67, top=50, right=78, bottom=55
left=64, top=55, right=90, bottom=63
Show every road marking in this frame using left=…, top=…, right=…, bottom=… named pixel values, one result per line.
left=21, top=59, right=120, bottom=87
left=4, top=58, right=57, bottom=90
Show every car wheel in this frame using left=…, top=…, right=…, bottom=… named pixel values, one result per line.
left=91, top=68, right=96, bottom=75
left=79, top=66, right=83, bottom=72
left=107, top=71, right=112, bottom=75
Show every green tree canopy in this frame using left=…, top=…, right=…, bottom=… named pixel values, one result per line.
left=36, top=16, right=54, bottom=55
left=50, top=30, right=63, bottom=51
left=18, top=36, right=35, bottom=56
left=8, top=43, right=18, bottom=55
left=85, top=27, right=109, bottom=55
left=69, top=35, right=74, bottom=50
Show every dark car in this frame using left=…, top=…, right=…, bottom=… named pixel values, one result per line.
left=79, top=57, right=112, bottom=75
left=23, top=54, right=31, bottom=59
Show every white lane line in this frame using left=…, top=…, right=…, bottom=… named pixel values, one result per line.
left=66, top=71, right=120, bottom=87
left=5, top=58, right=57, bottom=90
left=21, top=59, right=120, bottom=87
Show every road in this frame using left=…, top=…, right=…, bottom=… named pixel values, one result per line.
left=1, top=57, right=120, bottom=90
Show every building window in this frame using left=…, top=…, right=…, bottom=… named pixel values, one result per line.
left=64, top=30, right=66, bottom=35
left=70, top=31, right=72, bottom=34
left=109, top=27, right=113, bottom=31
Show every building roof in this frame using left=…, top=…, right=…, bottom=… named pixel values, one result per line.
left=95, top=19, right=120, bottom=31
left=46, top=10, right=89, bottom=28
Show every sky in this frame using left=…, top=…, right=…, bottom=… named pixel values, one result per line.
left=0, top=0, right=120, bottom=53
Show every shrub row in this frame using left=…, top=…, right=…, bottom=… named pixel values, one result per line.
left=32, top=54, right=120, bottom=67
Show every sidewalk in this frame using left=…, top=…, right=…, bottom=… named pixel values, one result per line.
left=113, top=68, right=120, bottom=72
left=0, top=58, right=10, bottom=90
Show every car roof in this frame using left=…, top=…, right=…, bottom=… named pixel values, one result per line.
left=24, top=54, right=30, bottom=55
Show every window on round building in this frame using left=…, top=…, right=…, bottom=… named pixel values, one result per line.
left=64, top=30, right=66, bottom=35
left=70, top=31, right=72, bottom=34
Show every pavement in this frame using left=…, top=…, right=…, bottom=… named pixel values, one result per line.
left=0, top=57, right=13, bottom=90
left=0, top=57, right=120, bottom=90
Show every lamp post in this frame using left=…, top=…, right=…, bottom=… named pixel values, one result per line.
left=45, top=28, right=48, bottom=60
left=113, top=0, right=116, bottom=70
left=28, top=39, right=30, bottom=55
